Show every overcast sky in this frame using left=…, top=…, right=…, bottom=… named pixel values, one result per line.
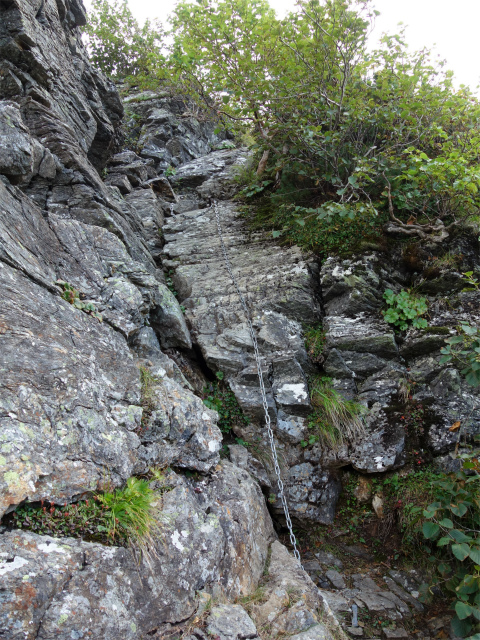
left=82, top=0, right=480, bottom=91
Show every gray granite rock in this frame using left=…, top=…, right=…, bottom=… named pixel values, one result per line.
left=206, top=604, right=259, bottom=640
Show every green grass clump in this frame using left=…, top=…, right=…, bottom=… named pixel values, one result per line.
left=307, top=377, right=366, bottom=449
left=99, top=477, right=164, bottom=558
left=10, top=476, right=167, bottom=560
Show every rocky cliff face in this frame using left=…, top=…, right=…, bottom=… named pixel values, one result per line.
left=0, top=1, right=479, bottom=639
left=0, top=1, right=341, bottom=639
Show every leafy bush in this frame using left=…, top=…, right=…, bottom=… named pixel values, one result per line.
left=262, top=197, right=386, bottom=257
left=374, top=469, right=440, bottom=546
left=422, top=456, right=480, bottom=638
left=171, top=0, right=480, bottom=241
left=203, top=373, right=249, bottom=434
left=10, top=476, right=167, bottom=556
left=306, top=376, right=366, bottom=449
left=441, top=323, right=480, bottom=387
left=383, top=288, right=428, bottom=331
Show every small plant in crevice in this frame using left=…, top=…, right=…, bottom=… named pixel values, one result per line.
left=400, top=402, right=426, bottom=452
left=202, top=371, right=249, bottom=434
left=138, top=366, right=160, bottom=434
left=56, top=280, right=102, bottom=322
left=382, top=288, right=428, bottom=331
left=164, top=165, right=176, bottom=179
left=306, top=376, right=366, bottom=449
left=304, top=324, right=326, bottom=364
left=165, top=269, right=178, bottom=297
left=441, top=322, right=480, bottom=387
left=461, top=271, right=480, bottom=292
left=9, top=476, right=168, bottom=558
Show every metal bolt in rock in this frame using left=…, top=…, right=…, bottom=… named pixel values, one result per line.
left=212, top=199, right=302, bottom=566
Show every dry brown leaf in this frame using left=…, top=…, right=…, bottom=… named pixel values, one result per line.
left=449, top=421, right=461, bottom=432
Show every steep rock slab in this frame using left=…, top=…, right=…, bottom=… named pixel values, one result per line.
left=162, top=192, right=345, bottom=524
left=0, top=177, right=188, bottom=342
left=0, top=254, right=218, bottom=517
left=0, top=464, right=274, bottom=640
left=0, top=0, right=161, bottom=270
left=163, top=200, right=319, bottom=379
left=249, top=541, right=346, bottom=640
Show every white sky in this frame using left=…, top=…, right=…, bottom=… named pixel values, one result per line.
left=82, top=0, right=480, bottom=91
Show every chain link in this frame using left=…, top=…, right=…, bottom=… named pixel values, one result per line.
left=212, top=199, right=302, bottom=566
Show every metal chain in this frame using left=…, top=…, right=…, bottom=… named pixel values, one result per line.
left=212, top=199, right=302, bottom=566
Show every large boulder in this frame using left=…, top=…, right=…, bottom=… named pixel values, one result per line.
left=0, top=463, right=275, bottom=639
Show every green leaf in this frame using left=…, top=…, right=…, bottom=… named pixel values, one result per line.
left=450, top=530, right=472, bottom=543
left=452, top=543, right=471, bottom=561
left=439, top=518, right=454, bottom=528
left=451, top=614, right=472, bottom=637
left=437, top=536, right=453, bottom=547
left=423, top=521, right=440, bottom=539
left=456, top=601, right=474, bottom=620
left=468, top=546, right=480, bottom=564
left=451, top=502, right=468, bottom=517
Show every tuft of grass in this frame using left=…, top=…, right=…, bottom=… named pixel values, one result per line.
left=99, top=476, right=165, bottom=561
left=304, top=324, right=326, bottom=364
left=9, top=476, right=168, bottom=563
left=308, top=377, right=366, bottom=449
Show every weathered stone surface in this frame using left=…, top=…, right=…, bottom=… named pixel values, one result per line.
left=206, top=604, right=259, bottom=640
left=228, top=444, right=271, bottom=489
left=137, top=365, right=221, bottom=472
left=0, top=463, right=274, bottom=639
left=124, top=187, right=165, bottom=261
left=123, top=91, right=227, bottom=172
left=161, top=194, right=337, bottom=523
left=320, top=252, right=480, bottom=475
left=314, top=550, right=344, bottom=570
left=289, top=626, right=336, bottom=640
left=326, top=569, right=346, bottom=589
left=272, top=358, right=312, bottom=416
left=283, top=462, right=341, bottom=524
left=0, top=101, right=51, bottom=183
left=249, top=541, right=347, bottom=640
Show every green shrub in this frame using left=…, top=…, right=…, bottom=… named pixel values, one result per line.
left=243, top=196, right=385, bottom=257
left=441, top=323, right=480, bottom=387
left=171, top=0, right=480, bottom=242
left=306, top=377, right=366, bottom=449
left=375, top=469, right=440, bottom=546
left=84, top=0, right=166, bottom=82
left=422, top=455, right=480, bottom=638
left=383, top=288, right=428, bottom=331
